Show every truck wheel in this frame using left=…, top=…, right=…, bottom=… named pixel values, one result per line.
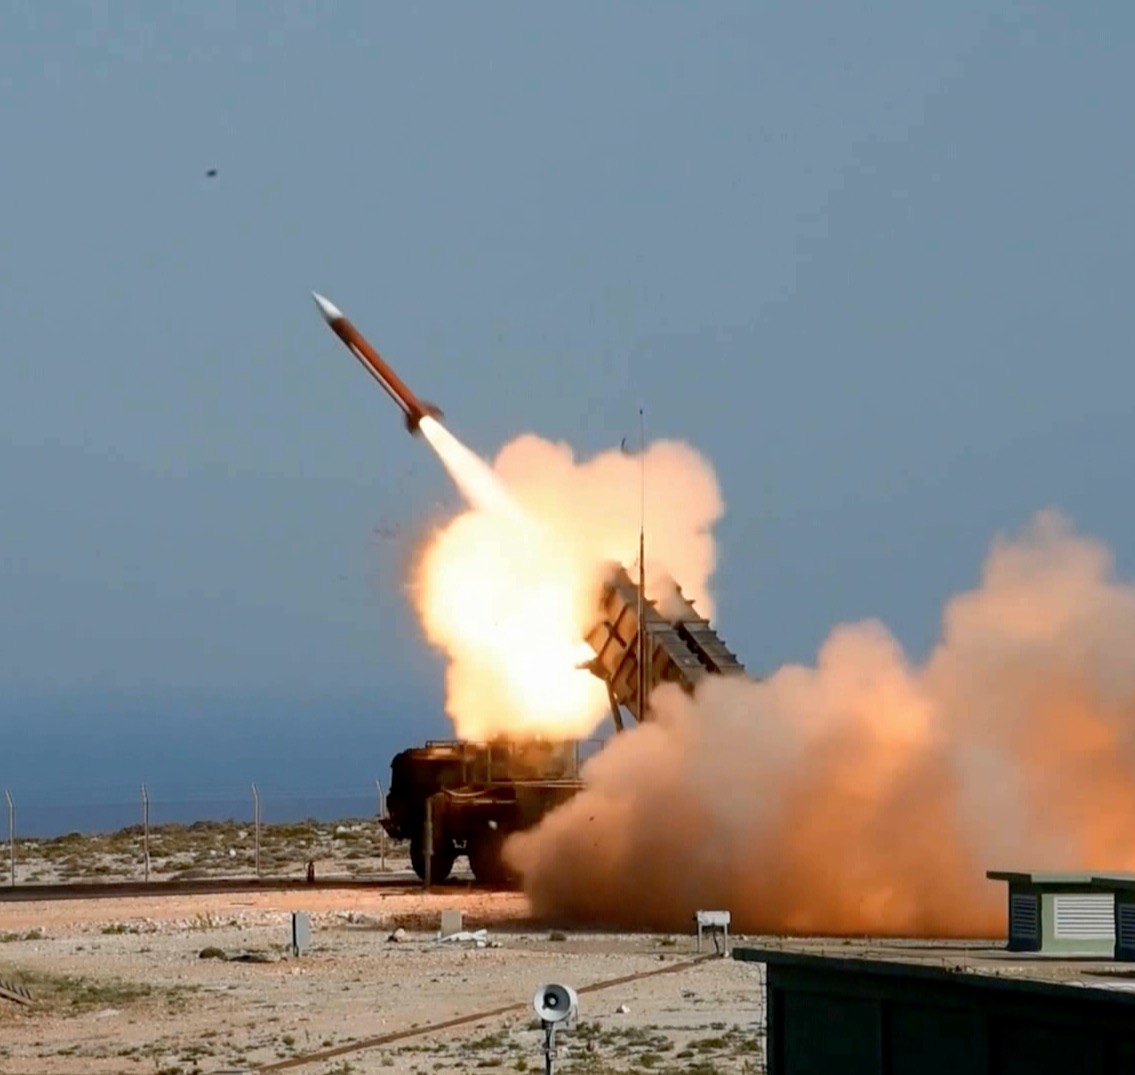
left=468, top=829, right=519, bottom=886
left=410, top=834, right=455, bottom=883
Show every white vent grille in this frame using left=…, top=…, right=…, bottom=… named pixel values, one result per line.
left=1010, top=893, right=1038, bottom=942
left=1116, top=903, right=1135, bottom=951
left=1053, top=893, right=1114, bottom=940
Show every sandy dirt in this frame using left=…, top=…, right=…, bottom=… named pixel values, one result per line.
left=0, top=887, right=766, bottom=1074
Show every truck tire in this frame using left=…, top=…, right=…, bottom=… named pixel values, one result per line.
left=468, top=828, right=520, bottom=886
left=410, top=834, right=455, bottom=883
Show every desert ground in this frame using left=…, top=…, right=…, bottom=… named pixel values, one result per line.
left=0, top=823, right=765, bottom=1074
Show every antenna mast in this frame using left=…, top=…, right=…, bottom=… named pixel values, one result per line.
left=637, top=407, right=647, bottom=721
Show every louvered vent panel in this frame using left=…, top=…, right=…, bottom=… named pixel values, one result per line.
left=1053, top=894, right=1114, bottom=939
left=1009, top=893, right=1039, bottom=942
left=1117, top=903, right=1135, bottom=951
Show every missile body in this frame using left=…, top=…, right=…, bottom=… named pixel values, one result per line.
left=312, top=292, right=442, bottom=435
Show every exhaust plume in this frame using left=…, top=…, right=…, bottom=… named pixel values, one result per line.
left=506, top=509, right=1135, bottom=936
left=419, top=417, right=527, bottom=523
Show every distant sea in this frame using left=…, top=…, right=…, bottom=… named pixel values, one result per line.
left=1, top=693, right=449, bottom=839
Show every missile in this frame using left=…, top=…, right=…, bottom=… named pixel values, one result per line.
left=311, top=292, right=443, bottom=435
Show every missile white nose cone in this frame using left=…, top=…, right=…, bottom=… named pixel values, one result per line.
left=311, top=292, right=344, bottom=323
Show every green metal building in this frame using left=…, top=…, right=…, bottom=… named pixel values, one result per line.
left=736, top=941, right=1135, bottom=1075
left=986, top=871, right=1116, bottom=956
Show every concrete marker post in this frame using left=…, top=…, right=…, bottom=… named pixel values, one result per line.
left=4, top=790, right=13, bottom=888
left=141, top=784, right=150, bottom=883
left=252, top=783, right=261, bottom=879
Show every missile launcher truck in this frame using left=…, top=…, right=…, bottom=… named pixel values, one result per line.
left=379, top=565, right=746, bottom=884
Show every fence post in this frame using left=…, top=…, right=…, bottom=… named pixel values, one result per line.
left=252, top=784, right=261, bottom=879
left=4, top=790, right=13, bottom=888
left=376, top=779, right=387, bottom=872
left=141, top=784, right=150, bottom=883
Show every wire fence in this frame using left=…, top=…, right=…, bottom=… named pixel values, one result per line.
left=2, top=781, right=401, bottom=888
left=2, top=740, right=610, bottom=888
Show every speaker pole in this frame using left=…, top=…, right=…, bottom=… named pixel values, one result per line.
left=543, top=1021, right=556, bottom=1075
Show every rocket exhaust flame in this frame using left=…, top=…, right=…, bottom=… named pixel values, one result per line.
left=411, top=430, right=723, bottom=741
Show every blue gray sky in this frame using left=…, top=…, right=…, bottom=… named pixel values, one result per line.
left=3, top=2, right=1134, bottom=806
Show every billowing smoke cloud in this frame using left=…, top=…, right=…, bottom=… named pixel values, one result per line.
left=412, top=422, right=1135, bottom=935
left=506, top=510, right=1135, bottom=936
left=414, top=432, right=722, bottom=740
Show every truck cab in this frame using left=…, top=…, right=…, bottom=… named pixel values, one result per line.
left=380, top=737, right=586, bottom=884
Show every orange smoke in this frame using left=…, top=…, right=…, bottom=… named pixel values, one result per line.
left=414, top=427, right=722, bottom=740
left=506, top=509, right=1135, bottom=936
